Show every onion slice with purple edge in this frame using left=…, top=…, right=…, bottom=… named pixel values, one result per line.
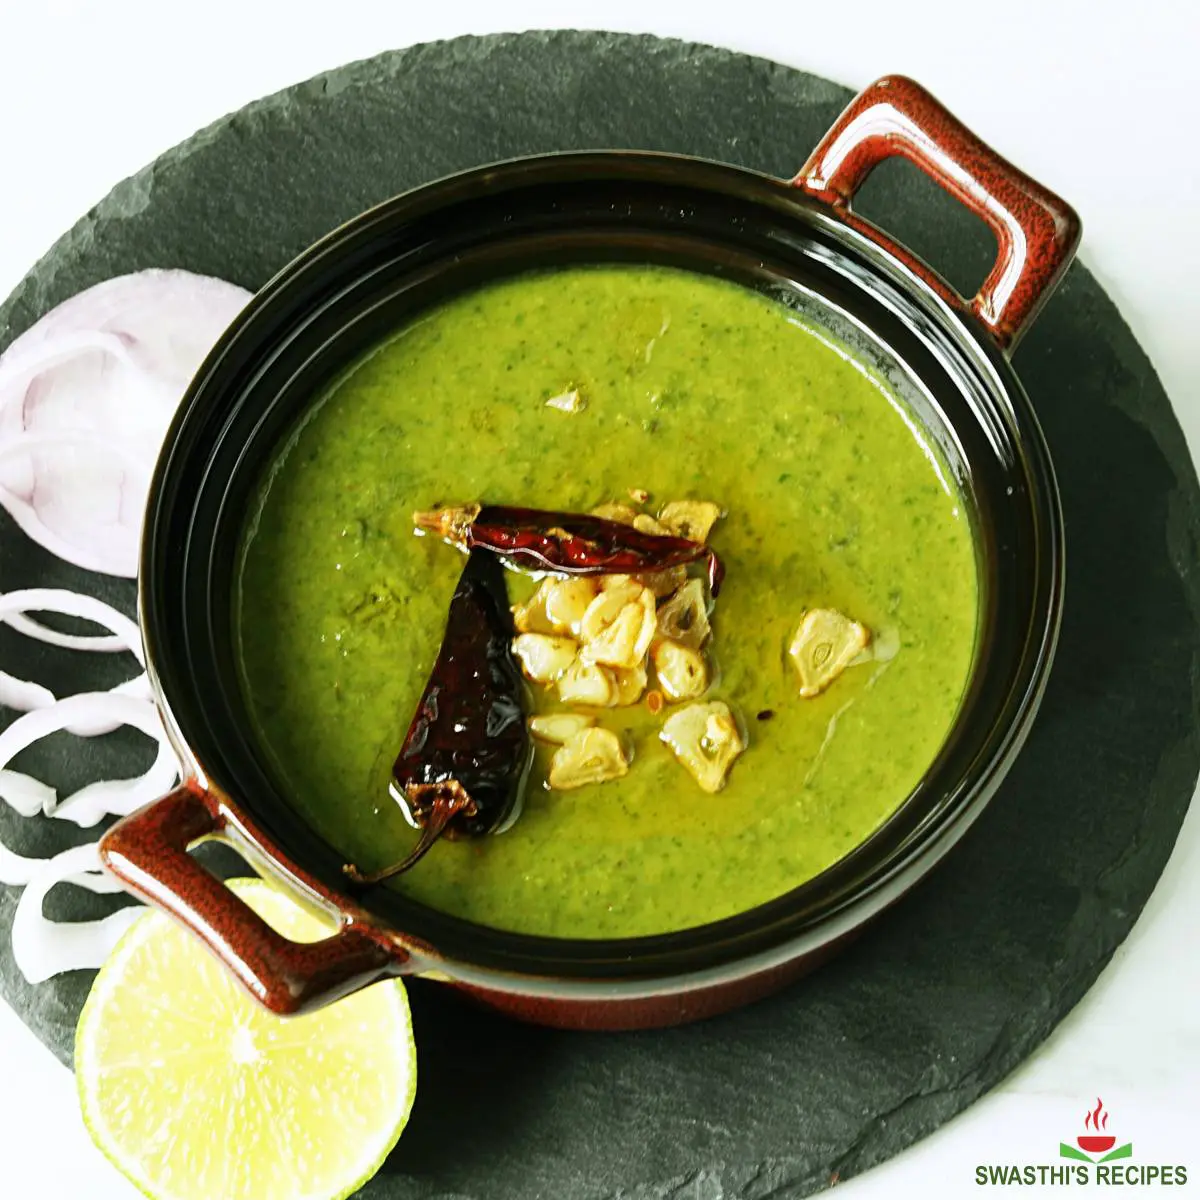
left=0, top=269, right=252, bottom=576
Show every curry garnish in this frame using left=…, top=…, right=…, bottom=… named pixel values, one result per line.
left=343, top=549, right=531, bottom=885
left=413, top=503, right=725, bottom=595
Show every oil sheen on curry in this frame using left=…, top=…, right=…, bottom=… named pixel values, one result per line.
left=235, top=265, right=978, bottom=939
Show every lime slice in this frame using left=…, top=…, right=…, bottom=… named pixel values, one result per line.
left=76, top=878, right=416, bottom=1200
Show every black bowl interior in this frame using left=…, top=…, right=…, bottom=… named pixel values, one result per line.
left=143, top=153, right=1062, bottom=981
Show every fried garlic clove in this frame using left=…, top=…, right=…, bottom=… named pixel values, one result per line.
left=599, top=572, right=643, bottom=594
left=511, top=578, right=557, bottom=634
left=579, top=580, right=644, bottom=641
left=590, top=502, right=638, bottom=526
left=629, top=589, right=659, bottom=663
left=512, top=633, right=578, bottom=683
left=656, top=578, right=711, bottom=649
left=611, top=662, right=649, bottom=706
left=580, top=589, right=656, bottom=669
left=636, top=564, right=688, bottom=598
left=788, top=608, right=871, bottom=697
left=548, top=727, right=630, bottom=789
left=528, top=712, right=596, bottom=744
left=632, top=513, right=670, bottom=536
left=544, top=576, right=600, bottom=636
left=652, top=638, right=709, bottom=701
left=660, top=700, right=745, bottom=793
left=545, top=388, right=586, bottom=413
left=658, top=500, right=722, bottom=543
left=557, top=661, right=616, bottom=707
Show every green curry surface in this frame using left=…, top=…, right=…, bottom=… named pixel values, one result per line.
left=235, top=265, right=977, bottom=938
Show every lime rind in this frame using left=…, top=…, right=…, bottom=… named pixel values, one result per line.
left=76, top=878, right=416, bottom=1200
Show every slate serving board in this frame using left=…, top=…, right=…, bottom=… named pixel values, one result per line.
left=1, top=31, right=1198, bottom=1200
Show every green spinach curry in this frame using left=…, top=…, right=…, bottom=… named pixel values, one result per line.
left=235, top=265, right=978, bottom=938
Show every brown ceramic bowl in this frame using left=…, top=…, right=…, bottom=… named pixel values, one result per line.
left=99, top=76, right=1080, bottom=1030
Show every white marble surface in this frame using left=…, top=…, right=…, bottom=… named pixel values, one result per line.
left=0, top=2, right=1197, bottom=1196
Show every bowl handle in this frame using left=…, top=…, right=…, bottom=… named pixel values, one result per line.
left=99, top=782, right=404, bottom=1014
left=793, top=75, right=1081, bottom=352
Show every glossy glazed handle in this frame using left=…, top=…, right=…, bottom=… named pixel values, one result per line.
left=99, top=782, right=402, bottom=1014
left=794, top=75, right=1081, bottom=352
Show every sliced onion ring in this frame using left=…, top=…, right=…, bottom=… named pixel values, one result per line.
left=0, top=769, right=57, bottom=822
left=11, top=842, right=142, bottom=984
left=0, top=671, right=55, bottom=711
left=0, top=587, right=143, bottom=660
left=0, top=838, right=47, bottom=887
left=2, top=612, right=129, bottom=654
left=0, top=693, right=178, bottom=828
left=0, top=329, right=137, bottom=400
left=0, top=434, right=152, bottom=576
left=0, top=268, right=251, bottom=982
left=0, top=669, right=150, bottom=736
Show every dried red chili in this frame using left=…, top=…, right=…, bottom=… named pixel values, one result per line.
left=343, top=549, right=531, bottom=885
left=414, top=503, right=725, bottom=594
